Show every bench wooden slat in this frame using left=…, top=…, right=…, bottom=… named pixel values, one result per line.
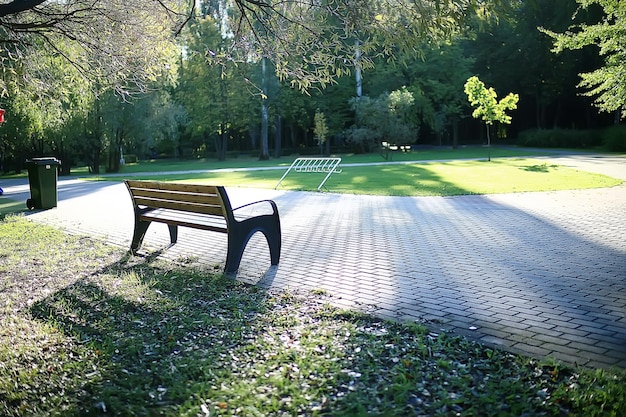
left=127, top=181, right=219, bottom=194
left=130, top=188, right=221, bottom=204
left=134, top=196, right=225, bottom=216
left=139, top=209, right=227, bottom=233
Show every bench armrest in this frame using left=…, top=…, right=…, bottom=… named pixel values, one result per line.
left=232, top=199, right=279, bottom=217
left=232, top=200, right=278, bottom=220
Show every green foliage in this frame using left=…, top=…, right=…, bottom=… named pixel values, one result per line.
left=404, top=41, right=473, bottom=140
left=470, top=0, right=587, bottom=130
left=601, top=124, right=626, bottom=151
left=464, top=76, right=519, bottom=159
left=177, top=15, right=259, bottom=161
left=313, top=110, right=329, bottom=145
left=222, top=1, right=507, bottom=91
left=516, top=125, right=626, bottom=151
left=0, top=0, right=182, bottom=98
left=347, top=87, right=417, bottom=151
left=344, top=126, right=381, bottom=152
left=464, top=76, right=519, bottom=126
left=543, top=0, right=626, bottom=116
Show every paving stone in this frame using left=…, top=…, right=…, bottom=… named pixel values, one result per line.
left=494, top=318, right=532, bottom=331
left=511, top=343, right=552, bottom=358
left=576, top=351, right=624, bottom=368
left=541, top=342, right=582, bottom=357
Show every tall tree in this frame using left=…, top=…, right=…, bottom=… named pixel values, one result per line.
left=259, top=57, right=271, bottom=160
left=469, top=0, right=601, bottom=130
left=0, top=39, right=93, bottom=172
left=177, top=14, right=256, bottom=160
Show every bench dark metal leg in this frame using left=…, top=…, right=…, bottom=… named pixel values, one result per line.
left=225, top=236, right=246, bottom=274
left=224, top=214, right=281, bottom=274
left=130, top=219, right=151, bottom=254
left=266, top=228, right=281, bottom=266
left=167, top=224, right=178, bottom=244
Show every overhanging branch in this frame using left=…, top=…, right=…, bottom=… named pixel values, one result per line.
left=0, top=0, right=47, bottom=18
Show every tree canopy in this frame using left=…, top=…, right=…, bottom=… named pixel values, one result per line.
left=202, top=0, right=507, bottom=91
left=542, top=0, right=626, bottom=117
left=0, top=0, right=190, bottom=96
left=1, top=0, right=623, bottom=174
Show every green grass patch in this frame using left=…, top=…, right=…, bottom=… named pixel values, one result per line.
left=109, top=158, right=621, bottom=197
left=1, top=216, right=625, bottom=416
left=0, top=197, right=28, bottom=218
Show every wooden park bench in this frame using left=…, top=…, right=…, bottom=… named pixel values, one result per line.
left=124, top=180, right=281, bottom=274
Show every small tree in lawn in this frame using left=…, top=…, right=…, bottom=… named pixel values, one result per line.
left=464, top=76, right=519, bottom=161
left=314, top=109, right=329, bottom=155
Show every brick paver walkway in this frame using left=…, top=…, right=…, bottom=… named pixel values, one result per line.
left=3, top=154, right=625, bottom=369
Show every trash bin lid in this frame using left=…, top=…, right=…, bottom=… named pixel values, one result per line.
left=26, top=157, right=61, bottom=165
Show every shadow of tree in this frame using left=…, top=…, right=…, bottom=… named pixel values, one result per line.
left=29, top=254, right=273, bottom=414
left=520, top=163, right=558, bottom=172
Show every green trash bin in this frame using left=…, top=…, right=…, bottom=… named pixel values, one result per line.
left=25, top=157, right=61, bottom=210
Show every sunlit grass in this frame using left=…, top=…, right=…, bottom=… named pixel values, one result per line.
left=113, top=158, right=621, bottom=196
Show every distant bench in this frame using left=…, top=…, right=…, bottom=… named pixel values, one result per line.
left=381, top=142, right=411, bottom=160
left=124, top=180, right=281, bottom=274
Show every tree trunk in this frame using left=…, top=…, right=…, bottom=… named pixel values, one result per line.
left=87, top=98, right=103, bottom=174
left=486, top=123, right=491, bottom=162
left=259, top=57, right=270, bottom=160
left=107, top=127, right=125, bottom=173
left=215, top=123, right=227, bottom=161
left=289, top=123, right=296, bottom=148
left=274, top=113, right=282, bottom=158
left=452, top=117, right=459, bottom=149
left=57, top=140, right=71, bottom=176
left=355, top=39, right=362, bottom=99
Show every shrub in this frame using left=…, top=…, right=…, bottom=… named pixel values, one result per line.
left=345, top=126, right=381, bottom=153
left=517, top=128, right=600, bottom=148
left=601, top=124, right=626, bottom=152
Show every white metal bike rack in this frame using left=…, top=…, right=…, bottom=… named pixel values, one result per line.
left=275, top=157, right=342, bottom=191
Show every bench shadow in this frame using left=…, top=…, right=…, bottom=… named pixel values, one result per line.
left=24, top=250, right=409, bottom=415
left=28, top=253, right=271, bottom=413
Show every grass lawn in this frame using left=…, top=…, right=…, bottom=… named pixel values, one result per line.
left=1, top=215, right=625, bottom=416
left=109, top=158, right=621, bottom=197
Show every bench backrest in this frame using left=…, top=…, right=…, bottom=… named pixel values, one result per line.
left=125, top=180, right=234, bottom=219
